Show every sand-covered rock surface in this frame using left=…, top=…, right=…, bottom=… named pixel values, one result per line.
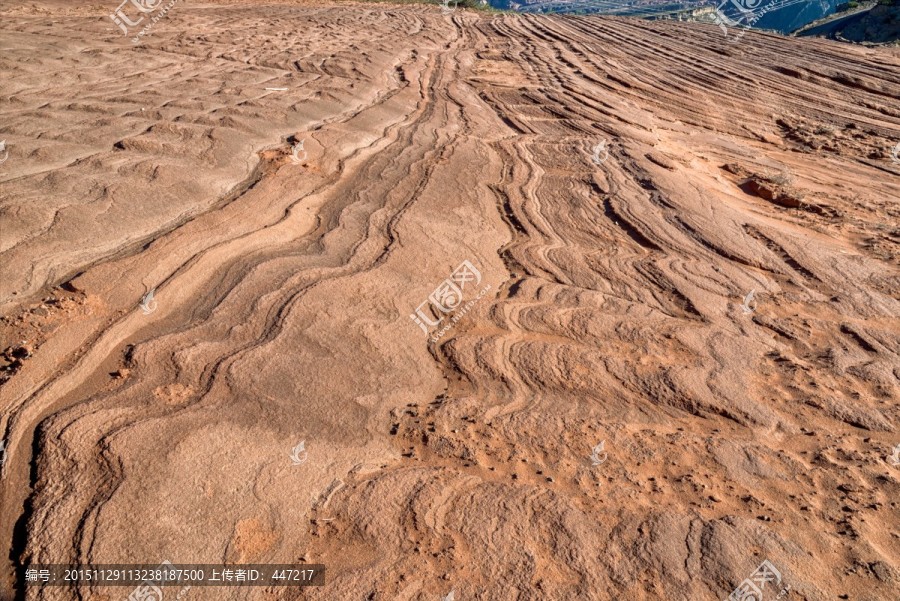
left=1, top=1, right=899, bottom=600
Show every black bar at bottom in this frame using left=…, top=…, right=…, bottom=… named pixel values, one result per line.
left=20, top=563, right=326, bottom=586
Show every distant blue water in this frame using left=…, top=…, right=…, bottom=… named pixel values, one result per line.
left=489, top=0, right=841, bottom=34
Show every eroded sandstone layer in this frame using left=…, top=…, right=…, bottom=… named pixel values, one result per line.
left=1, top=2, right=899, bottom=600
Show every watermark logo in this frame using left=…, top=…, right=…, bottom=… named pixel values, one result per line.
left=410, top=260, right=491, bottom=342
left=109, top=0, right=179, bottom=43
left=713, top=0, right=777, bottom=43
left=726, top=559, right=789, bottom=601
left=291, top=139, right=307, bottom=165
left=440, top=0, right=457, bottom=15
left=140, top=289, right=158, bottom=315
left=712, top=9, right=742, bottom=38
left=891, top=142, right=900, bottom=165
left=590, top=440, right=607, bottom=466
left=126, top=581, right=164, bottom=601
left=124, top=561, right=190, bottom=601
left=889, top=443, right=900, bottom=467
left=591, top=140, right=608, bottom=165
left=290, top=441, right=308, bottom=465
left=0, top=140, right=8, bottom=164
left=740, top=289, right=756, bottom=314
left=110, top=0, right=160, bottom=35
left=731, top=0, right=764, bottom=10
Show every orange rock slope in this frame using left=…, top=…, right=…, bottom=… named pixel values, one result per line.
left=1, top=1, right=899, bottom=600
